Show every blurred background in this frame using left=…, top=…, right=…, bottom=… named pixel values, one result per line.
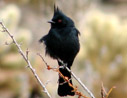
left=0, top=0, right=127, bottom=98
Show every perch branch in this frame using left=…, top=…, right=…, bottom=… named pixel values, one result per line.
left=0, top=21, right=52, bottom=98
left=59, top=60, right=95, bottom=98
left=37, top=53, right=95, bottom=98
left=67, top=66, right=95, bottom=98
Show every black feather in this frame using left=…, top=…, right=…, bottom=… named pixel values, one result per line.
left=39, top=6, right=80, bottom=96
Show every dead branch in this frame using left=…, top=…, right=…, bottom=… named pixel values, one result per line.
left=37, top=53, right=95, bottom=98
left=0, top=21, right=52, bottom=98
left=101, top=82, right=115, bottom=98
left=0, top=21, right=115, bottom=98
left=58, top=59, right=96, bottom=98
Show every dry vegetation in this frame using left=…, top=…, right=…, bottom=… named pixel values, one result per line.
left=0, top=0, right=127, bottom=98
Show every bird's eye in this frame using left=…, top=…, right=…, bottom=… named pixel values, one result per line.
left=58, top=19, right=62, bottom=23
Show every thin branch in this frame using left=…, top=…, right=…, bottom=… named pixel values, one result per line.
left=57, top=59, right=95, bottom=98
left=68, top=68, right=95, bottom=98
left=101, top=82, right=106, bottom=98
left=106, top=86, right=115, bottom=98
left=38, top=53, right=88, bottom=98
left=37, top=53, right=57, bottom=70
left=26, top=48, right=29, bottom=61
left=0, top=21, right=52, bottom=98
left=101, top=82, right=115, bottom=98
left=37, top=53, right=49, bottom=67
left=57, top=68, right=88, bottom=98
left=37, top=53, right=96, bottom=98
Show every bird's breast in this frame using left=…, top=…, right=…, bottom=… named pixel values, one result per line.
left=45, top=27, right=80, bottom=60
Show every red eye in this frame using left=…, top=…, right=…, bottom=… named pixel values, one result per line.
left=58, top=19, right=62, bottom=23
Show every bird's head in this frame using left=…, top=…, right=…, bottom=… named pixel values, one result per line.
left=48, top=5, right=75, bottom=28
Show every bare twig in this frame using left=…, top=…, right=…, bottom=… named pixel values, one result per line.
left=26, top=48, right=29, bottom=61
left=101, top=82, right=115, bottom=98
left=0, top=21, right=52, bottom=98
left=106, top=86, right=115, bottom=98
left=66, top=66, right=95, bottom=98
left=67, top=67, right=95, bottom=98
left=37, top=53, right=49, bottom=67
left=58, top=59, right=96, bottom=98
left=57, top=69, right=89, bottom=98
left=4, top=41, right=13, bottom=45
left=37, top=53, right=95, bottom=98
left=37, top=53, right=57, bottom=70
left=101, top=82, right=106, bottom=98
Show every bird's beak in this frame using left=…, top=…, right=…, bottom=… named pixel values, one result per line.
left=47, top=20, right=55, bottom=24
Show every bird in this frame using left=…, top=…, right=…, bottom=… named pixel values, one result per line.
left=39, top=5, right=80, bottom=96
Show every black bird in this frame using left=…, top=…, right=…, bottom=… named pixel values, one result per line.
left=39, top=6, right=80, bottom=96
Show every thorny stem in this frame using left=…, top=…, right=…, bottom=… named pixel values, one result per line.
left=57, top=69, right=88, bottom=98
left=0, top=21, right=114, bottom=98
left=38, top=53, right=95, bottom=98
left=0, top=22, right=52, bottom=98
left=58, top=59, right=96, bottom=98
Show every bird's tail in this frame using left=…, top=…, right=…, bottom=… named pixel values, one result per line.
left=58, top=66, right=75, bottom=96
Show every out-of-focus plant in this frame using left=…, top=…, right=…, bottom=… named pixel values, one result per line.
left=0, top=4, right=41, bottom=98
left=78, top=10, right=127, bottom=98
left=0, top=4, right=32, bottom=68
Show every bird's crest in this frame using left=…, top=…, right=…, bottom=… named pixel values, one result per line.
left=54, top=4, right=61, bottom=14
